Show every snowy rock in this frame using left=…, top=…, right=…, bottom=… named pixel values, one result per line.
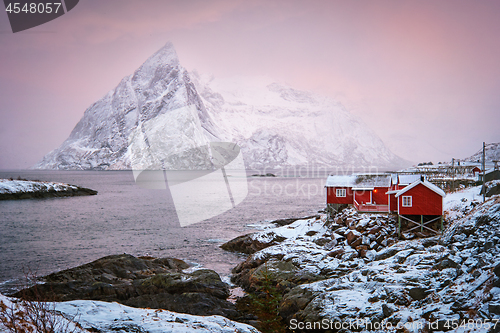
left=0, top=178, right=97, bottom=199
left=408, top=287, right=429, bottom=301
left=381, top=303, right=395, bottom=317
left=346, top=230, right=362, bottom=245
left=0, top=293, right=261, bottom=333
left=494, top=263, right=500, bottom=277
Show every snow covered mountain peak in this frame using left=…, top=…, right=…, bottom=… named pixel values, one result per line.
left=131, top=42, right=180, bottom=90
left=35, top=42, right=218, bottom=170
left=35, top=43, right=408, bottom=171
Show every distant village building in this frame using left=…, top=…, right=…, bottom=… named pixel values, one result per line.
left=398, top=161, right=488, bottom=190
left=472, top=166, right=481, bottom=177
left=484, top=168, right=500, bottom=183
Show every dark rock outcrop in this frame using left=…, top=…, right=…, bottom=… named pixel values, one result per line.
left=0, top=179, right=97, bottom=200
left=13, top=254, right=239, bottom=319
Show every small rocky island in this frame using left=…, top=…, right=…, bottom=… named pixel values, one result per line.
left=0, top=178, right=97, bottom=200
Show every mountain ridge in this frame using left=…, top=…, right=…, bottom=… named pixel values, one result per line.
left=463, top=142, right=500, bottom=163
left=34, top=43, right=409, bottom=171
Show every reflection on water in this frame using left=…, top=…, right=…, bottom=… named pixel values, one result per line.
left=0, top=170, right=326, bottom=293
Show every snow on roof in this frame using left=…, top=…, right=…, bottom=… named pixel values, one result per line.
left=460, top=161, right=482, bottom=167
left=485, top=168, right=499, bottom=175
left=325, top=175, right=356, bottom=187
left=398, top=174, right=422, bottom=185
left=395, top=179, right=446, bottom=197
left=326, top=174, right=392, bottom=187
left=354, top=174, right=392, bottom=187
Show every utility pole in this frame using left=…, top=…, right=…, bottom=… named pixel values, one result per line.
left=482, top=142, right=486, bottom=202
left=451, top=158, right=455, bottom=192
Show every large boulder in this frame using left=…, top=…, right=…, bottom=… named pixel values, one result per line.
left=221, top=232, right=286, bottom=254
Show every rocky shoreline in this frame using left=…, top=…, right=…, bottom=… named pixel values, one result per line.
left=0, top=178, right=97, bottom=200
left=11, top=254, right=242, bottom=321
left=221, top=191, right=500, bottom=332
left=5, top=188, right=500, bottom=332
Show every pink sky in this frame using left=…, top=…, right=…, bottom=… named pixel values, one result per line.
left=0, top=0, right=499, bottom=169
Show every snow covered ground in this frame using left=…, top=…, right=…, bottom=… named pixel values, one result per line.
left=0, top=294, right=260, bottom=333
left=444, top=185, right=482, bottom=222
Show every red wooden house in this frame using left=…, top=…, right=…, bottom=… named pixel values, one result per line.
left=393, top=177, right=445, bottom=235
left=387, top=174, right=422, bottom=213
left=326, top=174, right=391, bottom=213
left=325, top=175, right=355, bottom=207
left=395, top=177, right=445, bottom=216
left=326, top=173, right=446, bottom=235
left=352, top=174, right=391, bottom=212
left=472, top=166, right=481, bottom=177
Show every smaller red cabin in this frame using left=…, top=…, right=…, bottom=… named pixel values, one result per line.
left=395, top=178, right=445, bottom=216
left=325, top=175, right=355, bottom=205
left=387, top=174, right=422, bottom=213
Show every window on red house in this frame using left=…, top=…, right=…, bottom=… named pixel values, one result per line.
left=402, top=196, right=412, bottom=207
left=336, top=189, right=346, bottom=197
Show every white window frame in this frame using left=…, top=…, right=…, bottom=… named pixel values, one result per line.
left=336, top=188, right=346, bottom=197
left=402, top=196, right=412, bottom=207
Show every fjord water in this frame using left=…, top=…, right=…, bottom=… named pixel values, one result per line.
left=0, top=170, right=326, bottom=293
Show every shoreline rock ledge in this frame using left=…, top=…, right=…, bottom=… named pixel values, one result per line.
left=12, top=254, right=241, bottom=320
left=0, top=178, right=97, bottom=200
left=221, top=197, right=500, bottom=331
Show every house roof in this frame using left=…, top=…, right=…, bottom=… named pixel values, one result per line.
left=325, top=174, right=392, bottom=188
left=354, top=174, right=392, bottom=188
left=325, top=175, right=356, bottom=187
left=398, top=174, right=423, bottom=185
left=395, top=179, right=446, bottom=198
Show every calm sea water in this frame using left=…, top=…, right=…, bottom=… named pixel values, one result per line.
left=0, top=170, right=326, bottom=294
